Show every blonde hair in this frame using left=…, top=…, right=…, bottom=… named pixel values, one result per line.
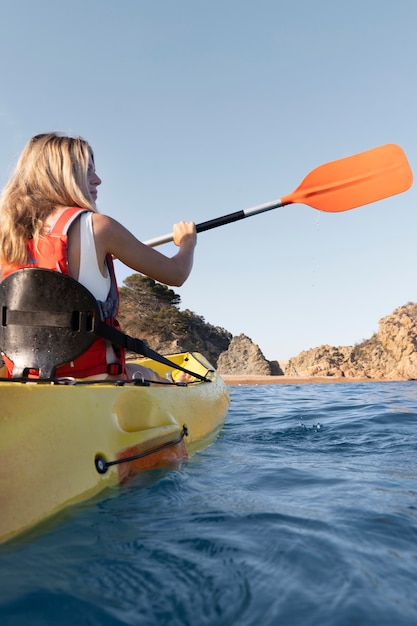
left=0, top=132, right=97, bottom=265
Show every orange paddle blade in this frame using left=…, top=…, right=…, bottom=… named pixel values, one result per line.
left=280, top=144, right=413, bottom=212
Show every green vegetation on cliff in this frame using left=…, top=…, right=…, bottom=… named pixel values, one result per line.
left=117, top=274, right=232, bottom=365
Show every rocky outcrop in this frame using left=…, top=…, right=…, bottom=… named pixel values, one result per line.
left=269, top=360, right=286, bottom=376
left=285, top=303, right=417, bottom=380
left=120, top=273, right=417, bottom=379
left=217, top=334, right=272, bottom=375
left=284, top=345, right=353, bottom=378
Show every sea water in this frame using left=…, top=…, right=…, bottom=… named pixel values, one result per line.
left=1, top=382, right=417, bottom=625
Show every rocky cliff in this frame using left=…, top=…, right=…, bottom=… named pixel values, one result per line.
left=119, top=274, right=417, bottom=379
left=216, top=334, right=272, bottom=375
left=284, top=303, right=417, bottom=380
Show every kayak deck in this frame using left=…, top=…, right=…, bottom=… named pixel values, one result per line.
left=0, top=352, right=229, bottom=544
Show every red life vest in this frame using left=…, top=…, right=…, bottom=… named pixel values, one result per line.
left=1, top=207, right=126, bottom=378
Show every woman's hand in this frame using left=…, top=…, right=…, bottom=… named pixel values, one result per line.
left=173, top=221, right=197, bottom=248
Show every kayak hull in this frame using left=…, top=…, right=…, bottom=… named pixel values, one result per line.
left=0, top=352, right=229, bottom=543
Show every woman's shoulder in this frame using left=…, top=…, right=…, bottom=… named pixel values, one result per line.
left=90, top=212, right=130, bottom=258
left=91, top=212, right=127, bottom=237
left=91, top=212, right=117, bottom=228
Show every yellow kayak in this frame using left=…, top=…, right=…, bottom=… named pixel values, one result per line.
left=0, top=352, right=229, bottom=544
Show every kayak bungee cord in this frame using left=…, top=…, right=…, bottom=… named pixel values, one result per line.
left=0, top=360, right=211, bottom=385
left=94, top=425, right=189, bottom=475
left=0, top=376, right=203, bottom=386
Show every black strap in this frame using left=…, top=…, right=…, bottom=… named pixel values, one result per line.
left=96, top=321, right=210, bottom=382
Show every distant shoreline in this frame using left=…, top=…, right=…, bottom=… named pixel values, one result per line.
left=221, top=375, right=410, bottom=386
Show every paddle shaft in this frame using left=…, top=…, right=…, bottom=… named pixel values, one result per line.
left=144, top=199, right=284, bottom=247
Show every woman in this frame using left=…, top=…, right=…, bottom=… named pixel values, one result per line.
left=0, top=132, right=197, bottom=381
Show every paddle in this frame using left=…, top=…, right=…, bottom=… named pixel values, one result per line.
left=144, top=144, right=413, bottom=247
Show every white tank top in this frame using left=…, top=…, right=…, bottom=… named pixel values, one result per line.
left=78, top=212, right=111, bottom=301
left=78, top=212, right=116, bottom=366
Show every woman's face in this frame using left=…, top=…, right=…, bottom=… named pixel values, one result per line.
left=87, top=152, right=101, bottom=202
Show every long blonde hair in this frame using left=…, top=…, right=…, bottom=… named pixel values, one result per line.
left=0, top=132, right=97, bottom=265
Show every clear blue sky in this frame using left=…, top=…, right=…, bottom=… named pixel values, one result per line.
left=1, top=0, right=416, bottom=360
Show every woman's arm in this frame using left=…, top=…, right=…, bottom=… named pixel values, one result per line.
left=92, top=213, right=197, bottom=287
